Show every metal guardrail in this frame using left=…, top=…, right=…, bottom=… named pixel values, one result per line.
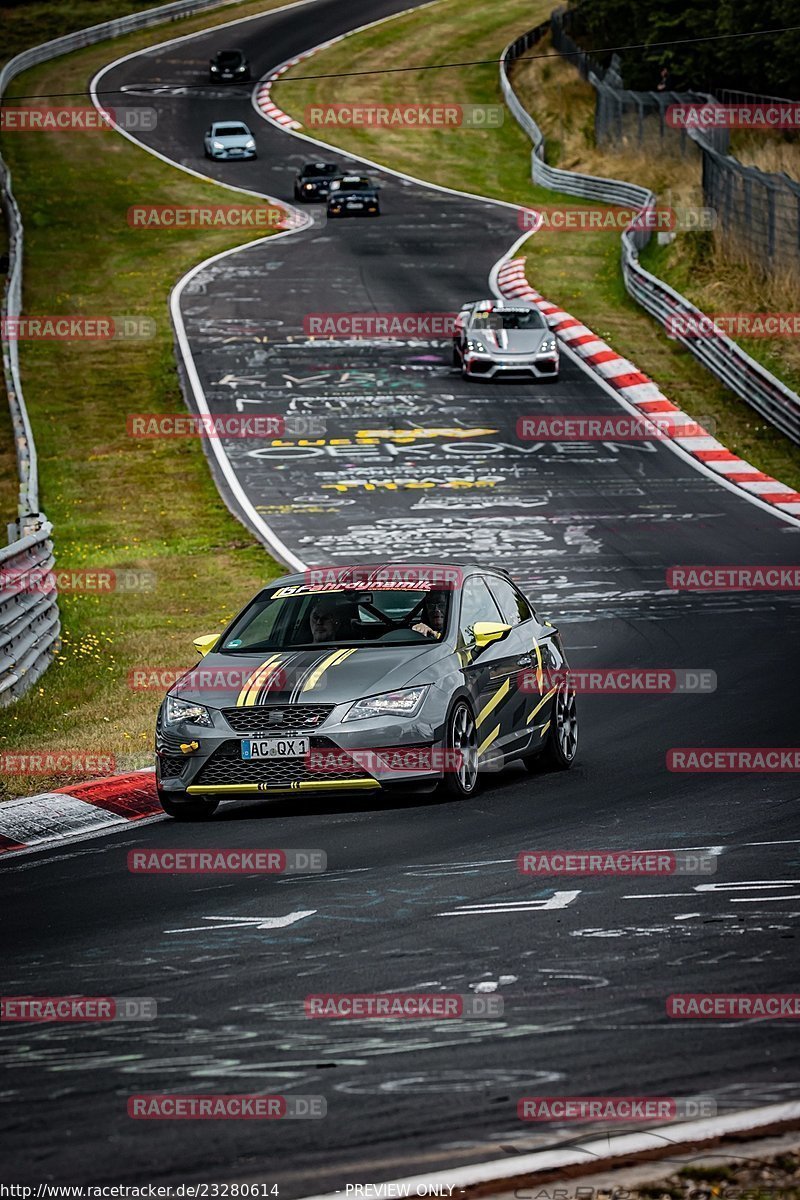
left=499, top=24, right=800, bottom=446
left=0, top=525, right=59, bottom=704
left=0, top=0, right=241, bottom=703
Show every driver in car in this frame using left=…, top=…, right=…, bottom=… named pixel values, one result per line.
left=309, top=598, right=348, bottom=643
left=412, top=590, right=449, bottom=639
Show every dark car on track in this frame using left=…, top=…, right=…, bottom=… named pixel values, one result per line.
left=155, top=564, right=578, bottom=819
left=327, top=175, right=381, bottom=218
left=294, top=161, right=342, bottom=201
left=209, top=48, right=251, bottom=82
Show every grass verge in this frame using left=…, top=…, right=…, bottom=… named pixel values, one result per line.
left=275, top=7, right=800, bottom=489
left=0, top=0, right=297, bottom=799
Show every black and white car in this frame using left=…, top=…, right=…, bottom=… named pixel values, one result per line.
left=203, top=121, right=257, bottom=161
left=209, top=49, right=251, bottom=82
left=453, top=299, right=559, bottom=380
left=294, top=161, right=342, bottom=201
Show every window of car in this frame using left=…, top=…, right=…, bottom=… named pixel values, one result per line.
left=214, top=124, right=249, bottom=137
left=217, top=51, right=244, bottom=63
left=219, top=587, right=450, bottom=651
left=303, top=163, right=339, bottom=176
left=471, top=308, right=545, bottom=331
left=458, top=576, right=503, bottom=647
left=485, top=576, right=533, bottom=626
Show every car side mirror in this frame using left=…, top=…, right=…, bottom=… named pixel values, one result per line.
left=472, top=621, right=512, bottom=650
left=193, top=633, right=219, bottom=657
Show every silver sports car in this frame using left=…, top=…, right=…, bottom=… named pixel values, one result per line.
left=203, top=121, right=257, bottom=161
left=453, top=299, right=559, bottom=381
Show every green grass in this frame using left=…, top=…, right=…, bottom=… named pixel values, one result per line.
left=275, top=1, right=800, bottom=490
left=0, top=0, right=299, bottom=798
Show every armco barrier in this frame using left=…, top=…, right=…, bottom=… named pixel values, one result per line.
left=500, top=24, right=800, bottom=446
left=0, top=0, right=241, bottom=703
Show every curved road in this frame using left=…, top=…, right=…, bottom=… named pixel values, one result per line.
left=2, top=0, right=800, bottom=1190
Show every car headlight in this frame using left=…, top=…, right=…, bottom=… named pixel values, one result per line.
left=245, top=139, right=256, bottom=150
left=343, top=686, right=429, bottom=722
left=304, top=183, right=313, bottom=189
left=539, top=336, right=557, bottom=354
left=211, top=140, right=224, bottom=150
left=210, top=65, right=219, bottom=72
left=236, top=65, right=246, bottom=72
left=165, top=695, right=213, bottom=727
left=466, top=339, right=487, bottom=354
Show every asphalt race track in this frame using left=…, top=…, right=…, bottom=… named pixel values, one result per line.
left=2, top=0, right=800, bottom=1190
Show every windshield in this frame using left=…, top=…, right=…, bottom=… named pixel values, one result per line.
left=220, top=586, right=452, bottom=651
left=217, top=51, right=244, bottom=63
left=331, top=177, right=371, bottom=190
left=472, top=309, right=545, bottom=330
left=215, top=125, right=249, bottom=137
left=303, top=163, right=339, bottom=176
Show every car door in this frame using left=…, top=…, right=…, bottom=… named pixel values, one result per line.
left=485, top=574, right=562, bottom=754
left=457, top=575, right=520, bottom=768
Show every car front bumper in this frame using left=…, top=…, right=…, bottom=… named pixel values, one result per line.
left=462, top=353, right=559, bottom=379
left=156, top=703, right=447, bottom=799
left=208, top=147, right=256, bottom=160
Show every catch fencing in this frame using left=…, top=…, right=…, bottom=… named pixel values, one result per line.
left=499, top=22, right=800, bottom=445
left=0, top=0, right=241, bottom=703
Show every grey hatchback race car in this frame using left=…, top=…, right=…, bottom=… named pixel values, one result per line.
left=155, top=564, right=578, bottom=819
left=453, top=299, right=559, bottom=380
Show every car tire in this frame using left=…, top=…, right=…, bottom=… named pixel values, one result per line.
left=452, top=343, right=461, bottom=367
left=443, top=699, right=479, bottom=797
left=525, top=679, right=578, bottom=771
left=158, top=790, right=219, bottom=820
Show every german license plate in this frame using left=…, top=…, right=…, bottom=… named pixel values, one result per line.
left=241, top=737, right=309, bottom=759
left=347, top=201, right=364, bottom=209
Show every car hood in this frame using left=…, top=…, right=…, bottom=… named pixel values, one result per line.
left=212, top=134, right=252, bottom=147
left=469, top=328, right=548, bottom=354
left=171, top=643, right=445, bottom=709
left=330, top=190, right=377, bottom=201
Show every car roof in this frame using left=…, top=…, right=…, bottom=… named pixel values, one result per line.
left=461, top=299, right=537, bottom=312
left=211, top=121, right=250, bottom=131
left=263, top=564, right=514, bottom=589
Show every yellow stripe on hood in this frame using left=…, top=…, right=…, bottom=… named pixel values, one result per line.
left=301, top=647, right=357, bottom=694
left=236, top=655, right=282, bottom=707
